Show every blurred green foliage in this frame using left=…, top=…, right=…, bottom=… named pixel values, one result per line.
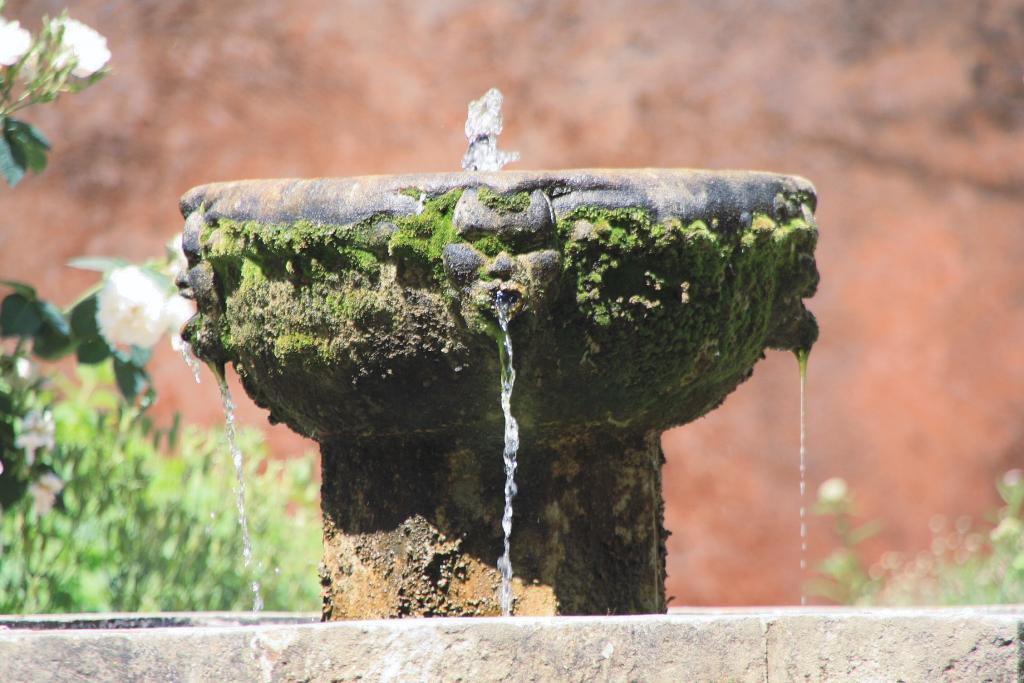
left=0, top=363, right=321, bottom=613
left=810, top=472, right=1024, bottom=606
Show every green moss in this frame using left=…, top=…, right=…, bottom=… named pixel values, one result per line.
left=326, top=288, right=392, bottom=326
left=240, top=258, right=265, bottom=282
left=559, top=207, right=730, bottom=330
left=387, top=189, right=463, bottom=289
left=189, top=187, right=818, bottom=441
left=273, top=332, right=324, bottom=360
left=477, top=187, right=531, bottom=213
left=751, top=213, right=776, bottom=233
left=546, top=200, right=817, bottom=424
left=207, top=218, right=383, bottom=291
left=472, top=235, right=504, bottom=257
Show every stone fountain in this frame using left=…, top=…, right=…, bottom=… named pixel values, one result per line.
left=5, top=169, right=1022, bottom=682
left=177, top=168, right=819, bottom=619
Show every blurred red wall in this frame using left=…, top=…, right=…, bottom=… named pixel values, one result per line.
left=2, top=0, right=1023, bottom=606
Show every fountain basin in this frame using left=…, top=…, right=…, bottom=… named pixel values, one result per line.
left=2, top=608, right=1021, bottom=682
left=178, top=169, right=819, bottom=618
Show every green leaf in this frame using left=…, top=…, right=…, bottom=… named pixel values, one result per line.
left=0, top=280, right=37, bottom=298
left=0, top=293, right=42, bottom=337
left=0, top=468, right=28, bottom=508
left=0, top=129, right=26, bottom=188
left=113, top=356, right=149, bottom=401
left=69, top=294, right=100, bottom=338
left=38, top=301, right=70, bottom=337
left=76, top=336, right=111, bottom=364
left=33, top=321, right=75, bottom=360
left=128, top=345, right=152, bottom=367
left=849, top=520, right=883, bottom=545
left=167, top=413, right=181, bottom=451
left=4, top=119, right=50, bottom=174
left=67, top=257, right=131, bottom=273
left=7, top=119, right=50, bottom=152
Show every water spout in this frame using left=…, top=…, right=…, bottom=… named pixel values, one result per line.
left=495, top=289, right=520, bottom=616
left=462, top=88, right=519, bottom=172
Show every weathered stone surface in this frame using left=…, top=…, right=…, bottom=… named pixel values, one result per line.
left=486, top=250, right=515, bottom=279
left=319, top=431, right=665, bottom=618
left=442, top=242, right=486, bottom=287
left=0, top=613, right=317, bottom=630
left=0, top=609, right=1020, bottom=682
left=178, top=169, right=818, bottom=618
left=453, top=187, right=554, bottom=248
left=179, top=169, right=819, bottom=441
left=764, top=610, right=1024, bottom=682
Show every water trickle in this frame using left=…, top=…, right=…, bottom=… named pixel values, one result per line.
left=797, top=349, right=809, bottom=605
left=217, top=376, right=264, bottom=612
left=462, top=88, right=520, bottom=172
left=177, top=339, right=202, bottom=384
left=495, top=290, right=520, bottom=616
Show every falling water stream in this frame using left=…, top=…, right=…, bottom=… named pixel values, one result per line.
left=461, top=88, right=522, bottom=614
left=178, top=339, right=202, bottom=384
left=797, top=349, right=809, bottom=605
left=495, top=292, right=520, bottom=616
left=217, top=376, right=264, bottom=612
left=178, top=327, right=263, bottom=610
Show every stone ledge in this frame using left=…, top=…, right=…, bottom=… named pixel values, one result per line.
left=0, top=608, right=1020, bottom=682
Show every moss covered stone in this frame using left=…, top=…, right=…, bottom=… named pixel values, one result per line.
left=476, top=187, right=531, bottom=213
left=178, top=169, right=820, bottom=619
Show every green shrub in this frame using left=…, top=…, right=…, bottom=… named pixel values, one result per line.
left=810, top=472, right=1024, bottom=606
left=0, top=364, right=321, bottom=613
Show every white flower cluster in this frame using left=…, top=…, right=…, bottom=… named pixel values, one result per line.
left=14, top=409, right=55, bottom=466
left=817, top=477, right=848, bottom=505
left=96, top=266, right=195, bottom=349
left=0, top=13, right=109, bottom=76
left=54, top=18, right=109, bottom=78
left=0, top=18, right=30, bottom=66
left=165, top=294, right=195, bottom=352
left=4, top=410, right=61, bottom=515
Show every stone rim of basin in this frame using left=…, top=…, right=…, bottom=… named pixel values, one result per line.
left=179, top=168, right=818, bottom=438
left=176, top=168, right=819, bottom=618
left=180, top=168, right=816, bottom=231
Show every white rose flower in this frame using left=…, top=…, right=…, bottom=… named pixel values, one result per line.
left=163, top=294, right=195, bottom=349
left=96, top=266, right=168, bottom=348
left=14, top=357, right=35, bottom=381
left=29, top=472, right=63, bottom=515
left=0, top=18, right=31, bottom=66
left=15, top=409, right=55, bottom=466
left=54, top=18, right=110, bottom=77
left=817, top=477, right=848, bottom=505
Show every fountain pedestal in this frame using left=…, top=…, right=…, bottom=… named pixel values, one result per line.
left=320, top=430, right=665, bottom=618
left=178, top=169, right=819, bottom=618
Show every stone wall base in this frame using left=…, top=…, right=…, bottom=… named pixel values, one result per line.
left=1, top=608, right=1021, bottom=682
